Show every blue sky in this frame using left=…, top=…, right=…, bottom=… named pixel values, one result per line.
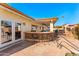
left=8, top=3, right=79, bottom=26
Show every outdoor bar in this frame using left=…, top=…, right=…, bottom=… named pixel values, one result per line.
left=25, top=32, right=54, bottom=42
left=25, top=18, right=58, bottom=42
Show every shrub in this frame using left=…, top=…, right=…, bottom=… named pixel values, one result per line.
left=75, top=24, right=79, bottom=40
left=65, top=52, right=79, bottom=56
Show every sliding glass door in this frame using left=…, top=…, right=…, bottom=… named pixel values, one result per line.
left=1, top=20, right=22, bottom=45
left=1, top=21, right=12, bottom=44
left=15, top=23, right=21, bottom=40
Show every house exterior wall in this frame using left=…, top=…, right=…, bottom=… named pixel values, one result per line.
left=0, top=5, right=34, bottom=48
left=0, top=6, right=32, bottom=32
left=64, top=24, right=77, bottom=39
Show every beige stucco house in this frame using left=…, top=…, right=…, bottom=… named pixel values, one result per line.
left=0, top=3, right=39, bottom=49
left=0, top=3, right=58, bottom=51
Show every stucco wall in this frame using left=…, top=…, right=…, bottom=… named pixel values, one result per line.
left=0, top=6, right=32, bottom=32
left=0, top=5, right=33, bottom=44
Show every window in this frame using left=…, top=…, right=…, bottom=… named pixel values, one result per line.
left=1, top=21, right=12, bottom=44
left=15, top=23, right=21, bottom=40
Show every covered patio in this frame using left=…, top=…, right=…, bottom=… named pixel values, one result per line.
left=25, top=17, right=58, bottom=42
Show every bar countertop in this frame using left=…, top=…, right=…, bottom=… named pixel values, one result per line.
left=25, top=32, right=54, bottom=42
left=25, top=32, right=53, bottom=34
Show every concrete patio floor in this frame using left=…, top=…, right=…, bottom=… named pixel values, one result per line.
left=1, top=35, right=79, bottom=56
left=10, top=41, right=69, bottom=56
left=0, top=40, right=36, bottom=56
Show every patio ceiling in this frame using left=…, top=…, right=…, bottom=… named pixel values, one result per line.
left=35, top=17, right=58, bottom=26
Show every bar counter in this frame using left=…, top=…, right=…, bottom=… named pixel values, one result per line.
left=25, top=32, right=54, bottom=42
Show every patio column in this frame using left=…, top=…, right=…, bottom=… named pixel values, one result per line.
left=64, top=24, right=68, bottom=34
left=12, top=21, right=15, bottom=42
left=50, top=20, right=54, bottom=32
left=21, top=23, right=24, bottom=40
left=0, top=20, right=1, bottom=44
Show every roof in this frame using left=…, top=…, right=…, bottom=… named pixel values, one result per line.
left=0, top=3, right=35, bottom=21
left=35, top=17, right=58, bottom=25
left=0, top=3, right=58, bottom=26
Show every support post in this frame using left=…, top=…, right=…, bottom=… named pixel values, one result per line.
left=0, top=20, right=1, bottom=45
left=12, top=21, right=15, bottom=42
left=50, top=20, right=54, bottom=32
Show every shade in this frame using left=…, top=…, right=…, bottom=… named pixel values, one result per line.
left=35, top=17, right=58, bottom=25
